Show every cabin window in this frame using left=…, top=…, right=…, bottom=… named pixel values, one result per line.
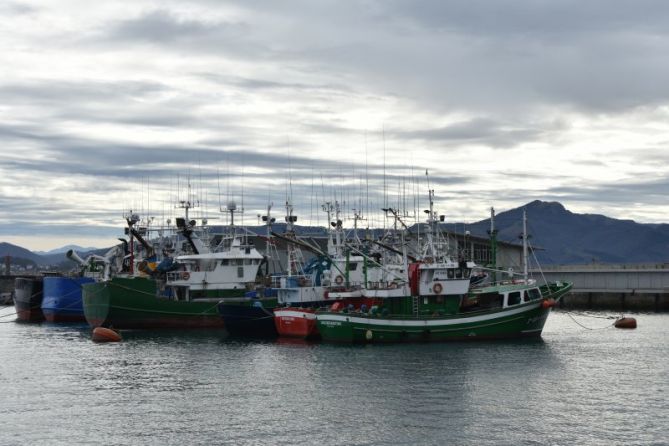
left=244, top=259, right=252, bottom=265
left=245, top=247, right=251, bottom=254
left=447, top=269, right=455, bottom=279
left=237, top=267, right=244, bottom=278
left=523, top=290, right=530, bottom=302
left=529, top=288, right=541, bottom=300
left=348, top=263, right=358, bottom=271
left=507, top=291, right=521, bottom=306
left=221, top=259, right=229, bottom=266
left=464, top=268, right=471, bottom=279
left=455, top=269, right=463, bottom=279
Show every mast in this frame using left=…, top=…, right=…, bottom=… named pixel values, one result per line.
left=522, top=209, right=529, bottom=280
left=285, top=199, right=299, bottom=276
left=423, top=189, right=437, bottom=259
left=260, top=202, right=276, bottom=275
left=487, top=207, right=498, bottom=283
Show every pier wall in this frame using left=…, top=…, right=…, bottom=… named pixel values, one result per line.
left=561, top=292, right=669, bottom=312
left=534, top=264, right=669, bottom=312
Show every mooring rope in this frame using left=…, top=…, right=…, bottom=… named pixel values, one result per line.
left=563, top=311, right=618, bottom=331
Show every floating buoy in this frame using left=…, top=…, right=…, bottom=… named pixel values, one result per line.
left=365, top=329, right=373, bottom=340
left=542, top=298, right=557, bottom=309
left=614, top=317, right=637, bottom=329
left=92, top=327, right=122, bottom=343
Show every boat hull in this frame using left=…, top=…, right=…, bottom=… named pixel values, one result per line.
left=82, top=277, right=225, bottom=329
left=317, top=301, right=554, bottom=343
left=274, top=308, right=318, bottom=339
left=218, top=299, right=278, bottom=338
left=317, top=281, right=573, bottom=343
left=13, top=277, right=45, bottom=322
left=274, top=297, right=380, bottom=339
left=42, top=276, right=93, bottom=323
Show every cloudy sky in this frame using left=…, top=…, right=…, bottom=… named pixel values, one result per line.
left=2, top=0, right=669, bottom=251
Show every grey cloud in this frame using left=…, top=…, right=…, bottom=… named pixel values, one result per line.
left=391, top=117, right=568, bottom=149
left=106, top=9, right=247, bottom=45
left=0, top=2, right=34, bottom=15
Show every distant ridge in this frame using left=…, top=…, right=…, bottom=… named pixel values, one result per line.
left=0, top=242, right=104, bottom=268
left=459, top=200, right=669, bottom=264
left=2, top=201, right=668, bottom=266
left=0, top=242, right=44, bottom=265
left=34, top=245, right=99, bottom=256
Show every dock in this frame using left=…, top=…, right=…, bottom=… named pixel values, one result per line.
left=533, top=264, right=669, bottom=312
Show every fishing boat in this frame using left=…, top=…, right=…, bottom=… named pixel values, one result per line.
left=13, top=276, right=45, bottom=322
left=83, top=203, right=265, bottom=329
left=316, top=279, right=571, bottom=343
left=41, top=247, right=123, bottom=323
left=272, top=202, right=377, bottom=339
left=216, top=201, right=288, bottom=339
left=316, top=193, right=573, bottom=343
left=42, top=276, right=94, bottom=323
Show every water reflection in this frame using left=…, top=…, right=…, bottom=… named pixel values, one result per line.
left=0, top=313, right=666, bottom=445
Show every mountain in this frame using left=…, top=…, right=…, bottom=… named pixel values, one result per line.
left=2, top=201, right=668, bottom=266
left=34, top=245, right=100, bottom=256
left=0, top=242, right=106, bottom=268
left=0, top=242, right=45, bottom=265
left=458, top=200, right=669, bottom=264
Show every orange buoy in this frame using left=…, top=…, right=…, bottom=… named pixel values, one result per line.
left=614, top=317, right=637, bottom=329
left=92, top=327, right=122, bottom=342
left=542, top=298, right=557, bottom=309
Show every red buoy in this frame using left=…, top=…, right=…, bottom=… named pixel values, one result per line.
left=92, top=327, right=122, bottom=342
left=614, top=317, right=637, bottom=329
left=542, top=298, right=557, bottom=309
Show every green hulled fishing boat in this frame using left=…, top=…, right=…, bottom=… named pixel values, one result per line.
left=316, top=280, right=572, bottom=343
left=82, top=276, right=226, bottom=328
left=82, top=207, right=265, bottom=329
left=316, top=192, right=573, bottom=343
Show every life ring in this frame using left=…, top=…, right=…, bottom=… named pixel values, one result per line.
left=334, top=275, right=344, bottom=285
left=182, top=272, right=190, bottom=280
left=433, top=283, right=443, bottom=294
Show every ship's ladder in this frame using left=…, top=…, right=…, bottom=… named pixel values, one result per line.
left=412, top=295, right=419, bottom=316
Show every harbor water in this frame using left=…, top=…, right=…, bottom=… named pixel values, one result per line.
left=0, top=308, right=666, bottom=445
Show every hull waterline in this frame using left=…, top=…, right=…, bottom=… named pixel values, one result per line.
left=317, top=282, right=573, bottom=343
left=82, top=277, right=225, bottom=329
left=218, top=299, right=278, bottom=338
left=13, top=277, right=45, bottom=322
left=274, top=308, right=318, bottom=339
left=42, top=276, right=93, bottom=323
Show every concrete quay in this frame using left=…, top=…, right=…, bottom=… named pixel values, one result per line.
left=533, top=263, right=669, bottom=312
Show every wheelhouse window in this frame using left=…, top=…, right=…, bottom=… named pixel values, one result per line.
left=507, top=291, right=521, bottom=306
left=528, top=288, right=541, bottom=300
left=447, top=269, right=455, bottom=279
left=221, top=259, right=229, bottom=266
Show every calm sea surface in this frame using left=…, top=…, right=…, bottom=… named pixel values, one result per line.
left=0, top=308, right=666, bottom=446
